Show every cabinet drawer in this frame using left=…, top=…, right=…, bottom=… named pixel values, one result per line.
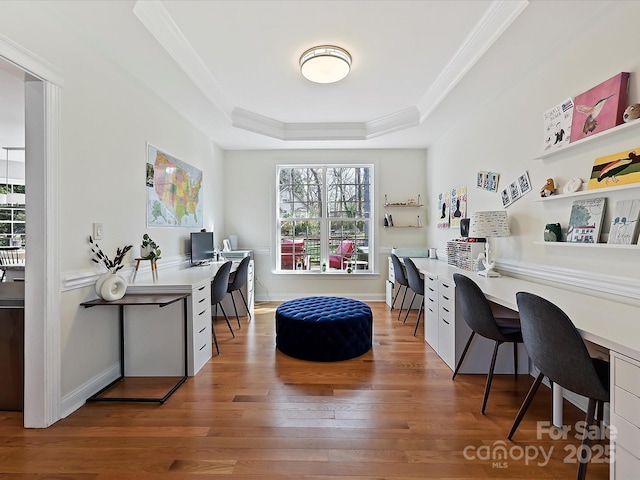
left=614, top=386, right=640, bottom=428
left=439, top=289, right=455, bottom=313
left=388, top=260, right=395, bottom=284
left=612, top=443, right=640, bottom=479
left=425, top=274, right=438, bottom=291
left=193, top=303, right=212, bottom=332
left=612, top=413, right=640, bottom=452
left=614, top=355, right=640, bottom=398
left=193, top=283, right=211, bottom=305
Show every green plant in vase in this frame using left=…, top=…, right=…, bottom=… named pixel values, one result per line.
left=140, top=234, right=161, bottom=261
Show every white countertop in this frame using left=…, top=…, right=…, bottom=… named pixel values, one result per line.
left=411, top=258, right=640, bottom=361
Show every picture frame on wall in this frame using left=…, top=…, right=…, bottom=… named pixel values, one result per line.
left=569, top=72, right=630, bottom=143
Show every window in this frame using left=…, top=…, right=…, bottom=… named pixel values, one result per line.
left=277, top=165, right=373, bottom=273
left=0, top=184, right=25, bottom=246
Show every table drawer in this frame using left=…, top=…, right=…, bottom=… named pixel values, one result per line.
left=439, top=289, right=455, bottom=313
left=614, top=386, right=640, bottom=428
left=614, top=354, right=640, bottom=398
left=193, top=283, right=210, bottom=306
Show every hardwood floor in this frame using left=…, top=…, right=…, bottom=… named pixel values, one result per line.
left=1, top=302, right=609, bottom=479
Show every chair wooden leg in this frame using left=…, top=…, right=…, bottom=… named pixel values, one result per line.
left=229, top=291, right=241, bottom=329
left=577, top=398, right=597, bottom=480
left=397, top=286, right=408, bottom=321
left=508, top=371, right=545, bottom=440
left=452, top=332, right=475, bottom=380
left=402, top=293, right=416, bottom=324
left=413, top=299, right=424, bottom=337
left=481, top=341, right=501, bottom=415
left=238, top=290, right=252, bottom=320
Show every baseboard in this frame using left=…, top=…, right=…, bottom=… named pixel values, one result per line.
left=60, top=363, right=120, bottom=418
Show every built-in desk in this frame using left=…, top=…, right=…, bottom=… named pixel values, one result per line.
left=411, top=258, right=640, bottom=478
left=124, top=260, right=254, bottom=377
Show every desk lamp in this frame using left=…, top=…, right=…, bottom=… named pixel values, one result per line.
left=468, top=211, right=510, bottom=277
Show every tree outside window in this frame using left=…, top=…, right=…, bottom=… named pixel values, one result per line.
left=277, top=165, right=373, bottom=273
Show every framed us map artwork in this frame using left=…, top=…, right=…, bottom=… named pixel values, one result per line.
left=146, top=143, right=203, bottom=227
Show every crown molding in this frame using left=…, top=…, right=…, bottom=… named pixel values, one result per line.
left=134, top=0, right=527, bottom=142
left=417, top=0, right=528, bottom=122
left=132, top=0, right=233, bottom=119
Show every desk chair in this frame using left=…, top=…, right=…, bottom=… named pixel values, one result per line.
left=452, top=273, right=523, bottom=414
left=210, top=261, right=235, bottom=355
left=402, top=257, right=424, bottom=337
left=0, top=247, right=21, bottom=282
left=227, top=255, right=252, bottom=328
left=508, top=292, right=609, bottom=480
left=389, top=254, right=409, bottom=321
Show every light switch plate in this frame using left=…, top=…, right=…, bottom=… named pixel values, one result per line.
left=93, top=223, right=103, bottom=240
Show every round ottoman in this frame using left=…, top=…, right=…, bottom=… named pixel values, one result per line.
left=275, top=296, right=373, bottom=362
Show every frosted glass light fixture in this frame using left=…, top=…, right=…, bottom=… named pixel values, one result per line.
left=300, top=45, right=351, bottom=84
left=468, top=211, right=511, bottom=278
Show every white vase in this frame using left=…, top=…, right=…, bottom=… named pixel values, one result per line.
left=95, top=273, right=127, bottom=301
left=140, top=245, right=151, bottom=258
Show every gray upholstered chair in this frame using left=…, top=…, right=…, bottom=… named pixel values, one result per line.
left=402, top=257, right=424, bottom=336
left=390, top=253, right=410, bottom=321
left=452, top=273, right=523, bottom=414
left=227, top=255, right=252, bottom=328
left=210, top=261, right=235, bottom=354
left=508, top=292, right=609, bottom=480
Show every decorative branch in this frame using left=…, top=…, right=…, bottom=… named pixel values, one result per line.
left=89, top=236, right=133, bottom=273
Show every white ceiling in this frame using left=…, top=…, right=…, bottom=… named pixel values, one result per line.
left=1, top=0, right=615, bottom=151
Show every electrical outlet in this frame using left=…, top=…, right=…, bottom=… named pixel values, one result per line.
left=93, top=223, right=103, bottom=240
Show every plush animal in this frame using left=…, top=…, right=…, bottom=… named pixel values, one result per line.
left=540, top=178, right=555, bottom=197
left=623, top=104, right=640, bottom=123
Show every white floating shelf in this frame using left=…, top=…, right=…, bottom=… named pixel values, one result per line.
left=534, top=241, right=640, bottom=250
left=534, top=182, right=640, bottom=202
left=536, top=120, right=640, bottom=160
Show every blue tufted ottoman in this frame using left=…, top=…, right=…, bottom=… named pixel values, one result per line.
left=275, top=296, right=373, bottom=361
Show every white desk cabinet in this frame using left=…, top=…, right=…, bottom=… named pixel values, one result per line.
left=611, top=351, right=640, bottom=478
left=423, top=273, right=439, bottom=350
left=418, top=262, right=527, bottom=375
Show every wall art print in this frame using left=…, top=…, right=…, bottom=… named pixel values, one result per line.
left=449, top=186, right=467, bottom=228
left=543, top=97, right=573, bottom=152
left=437, top=190, right=450, bottom=229
left=587, top=146, right=640, bottom=190
left=146, top=144, right=203, bottom=227
left=476, top=171, right=499, bottom=192
left=501, top=171, right=531, bottom=208
left=569, top=72, right=630, bottom=143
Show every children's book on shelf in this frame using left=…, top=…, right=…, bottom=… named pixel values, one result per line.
left=607, top=199, right=640, bottom=245
left=566, top=197, right=606, bottom=243
left=542, top=97, right=573, bottom=152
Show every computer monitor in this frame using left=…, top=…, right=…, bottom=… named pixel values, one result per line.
left=190, top=231, right=214, bottom=265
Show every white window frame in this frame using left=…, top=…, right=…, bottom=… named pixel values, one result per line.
left=276, top=164, right=374, bottom=274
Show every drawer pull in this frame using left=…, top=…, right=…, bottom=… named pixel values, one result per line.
left=197, top=285, right=206, bottom=292
left=429, top=298, right=435, bottom=303
left=429, top=287, right=435, bottom=292
left=199, top=326, right=206, bottom=334
left=442, top=295, right=449, bottom=301
left=198, top=309, right=207, bottom=316
left=442, top=318, right=450, bottom=325
left=198, top=297, right=206, bottom=304
left=442, top=307, right=450, bottom=313
left=199, top=344, right=206, bottom=351
left=442, top=284, right=450, bottom=289
left=428, top=308, right=434, bottom=313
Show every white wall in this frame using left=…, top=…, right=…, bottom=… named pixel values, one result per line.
left=425, top=0, right=640, bottom=282
left=0, top=2, right=225, bottom=400
left=224, top=149, right=426, bottom=301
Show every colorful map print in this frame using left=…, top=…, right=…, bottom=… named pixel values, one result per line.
left=146, top=145, right=203, bottom=227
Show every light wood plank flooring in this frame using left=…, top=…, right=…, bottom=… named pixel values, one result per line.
left=0, top=301, right=609, bottom=479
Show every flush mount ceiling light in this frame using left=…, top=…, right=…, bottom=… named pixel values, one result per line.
left=299, top=45, right=351, bottom=84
